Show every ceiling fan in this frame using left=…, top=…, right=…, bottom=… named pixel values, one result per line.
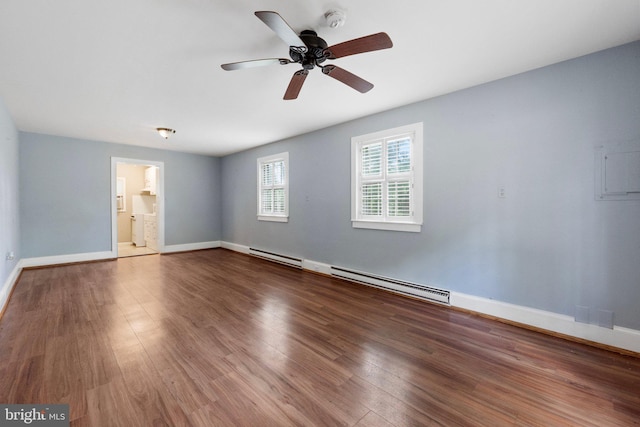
left=221, top=11, right=393, bottom=100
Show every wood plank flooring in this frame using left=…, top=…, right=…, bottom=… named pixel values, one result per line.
left=1, top=249, right=639, bottom=426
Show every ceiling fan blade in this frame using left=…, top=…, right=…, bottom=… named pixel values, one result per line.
left=284, top=70, right=308, bottom=100
left=221, top=58, right=291, bottom=71
left=255, top=11, right=307, bottom=52
left=325, top=32, right=393, bottom=59
left=322, top=65, right=374, bottom=93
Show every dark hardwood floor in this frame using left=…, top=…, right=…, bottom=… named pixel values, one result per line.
left=1, top=249, right=639, bottom=426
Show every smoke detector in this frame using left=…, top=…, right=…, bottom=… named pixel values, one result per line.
left=324, top=9, right=346, bottom=28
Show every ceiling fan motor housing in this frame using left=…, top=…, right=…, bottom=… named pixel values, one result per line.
left=290, top=30, right=328, bottom=70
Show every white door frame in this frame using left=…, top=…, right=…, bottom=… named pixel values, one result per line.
left=110, top=157, right=165, bottom=256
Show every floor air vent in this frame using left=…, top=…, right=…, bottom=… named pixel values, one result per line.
left=331, top=266, right=450, bottom=305
left=249, top=248, right=303, bottom=269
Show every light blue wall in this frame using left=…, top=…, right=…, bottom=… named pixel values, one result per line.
left=221, top=41, right=640, bottom=330
left=0, top=97, right=20, bottom=289
left=19, top=133, right=222, bottom=258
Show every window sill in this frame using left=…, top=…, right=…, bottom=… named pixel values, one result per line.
left=258, top=215, right=289, bottom=223
left=352, top=220, right=421, bottom=233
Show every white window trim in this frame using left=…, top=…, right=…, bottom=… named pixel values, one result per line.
left=351, top=122, right=423, bottom=232
left=257, top=152, right=289, bottom=222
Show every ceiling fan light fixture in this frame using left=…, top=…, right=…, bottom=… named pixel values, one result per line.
left=324, top=10, right=346, bottom=28
left=156, top=128, right=176, bottom=139
left=221, top=11, right=392, bottom=100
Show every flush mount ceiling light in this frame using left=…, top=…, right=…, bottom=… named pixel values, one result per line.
left=156, top=128, right=176, bottom=139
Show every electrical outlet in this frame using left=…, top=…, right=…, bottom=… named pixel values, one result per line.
left=6, top=251, right=15, bottom=261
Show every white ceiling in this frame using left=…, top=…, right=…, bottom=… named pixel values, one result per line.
left=1, top=0, right=639, bottom=156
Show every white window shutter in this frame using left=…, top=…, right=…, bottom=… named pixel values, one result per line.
left=257, top=152, right=289, bottom=222
left=351, top=123, right=423, bottom=232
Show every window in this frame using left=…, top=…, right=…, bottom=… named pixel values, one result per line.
left=351, top=122, right=423, bottom=232
left=257, top=152, right=289, bottom=222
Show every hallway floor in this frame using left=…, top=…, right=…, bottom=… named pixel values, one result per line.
left=118, top=242, right=157, bottom=257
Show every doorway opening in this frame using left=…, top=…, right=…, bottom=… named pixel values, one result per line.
left=111, top=157, right=165, bottom=258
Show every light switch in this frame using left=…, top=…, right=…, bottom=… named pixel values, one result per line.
left=498, top=186, right=506, bottom=198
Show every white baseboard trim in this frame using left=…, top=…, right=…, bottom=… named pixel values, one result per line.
left=163, top=241, right=221, bottom=253
left=221, top=241, right=250, bottom=254
left=19, top=251, right=115, bottom=268
left=220, top=241, right=640, bottom=354
left=451, top=292, right=640, bottom=354
left=1, top=262, right=23, bottom=316
left=302, top=259, right=333, bottom=275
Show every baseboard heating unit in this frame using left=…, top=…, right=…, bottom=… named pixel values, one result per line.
left=331, top=266, right=450, bottom=305
left=248, top=248, right=303, bottom=269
